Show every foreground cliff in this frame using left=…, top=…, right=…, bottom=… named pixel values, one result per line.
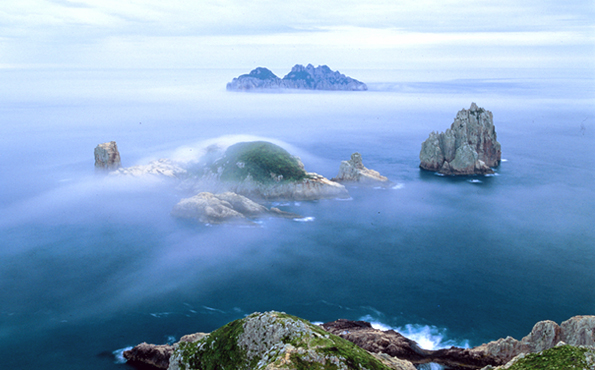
left=420, top=103, right=501, bottom=175
left=123, top=314, right=594, bottom=370
left=226, top=64, right=368, bottom=91
left=125, top=311, right=409, bottom=370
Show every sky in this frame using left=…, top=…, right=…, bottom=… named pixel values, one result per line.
left=0, top=0, right=594, bottom=76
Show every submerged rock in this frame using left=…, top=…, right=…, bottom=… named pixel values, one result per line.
left=94, top=141, right=121, bottom=171
left=332, top=152, right=390, bottom=186
left=227, top=64, right=367, bottom=91
left=111, top=158, right=187, bottom=178
left=419, top=103, right=501, bottom=175
left=171, top=191, right=300, bottom=224
left=167, top=311, right=396, bottom=370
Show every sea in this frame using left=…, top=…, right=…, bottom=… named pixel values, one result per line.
left=0, top=67, right=593, bottom=369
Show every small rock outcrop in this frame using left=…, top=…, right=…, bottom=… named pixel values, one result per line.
left=332, top=152, right=390, bottom=186
left=472, top=315, right=595, bottom=363
left=123, top=333, right=207, bottom=369
left=94, top=141, right=121, bottom=171
left=419, top=103, right=501, bottom=175
left=170, top=192, right=300, bottom=224
left=167, top=311, right=397, bottom=370
left=226, top=64, right=367, bottom=91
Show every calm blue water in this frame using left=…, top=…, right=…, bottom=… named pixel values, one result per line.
left=0, top=68, right=594, bottom=369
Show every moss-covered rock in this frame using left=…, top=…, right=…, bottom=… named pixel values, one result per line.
left=212, top=141, right=307, bottom=184
left=168, top=311, right=394, bottom=370
left=481, top=344, right=595, bottom=370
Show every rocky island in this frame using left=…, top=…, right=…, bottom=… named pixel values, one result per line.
left=189, top=141, right=348, bottom=201
left=123, top=313, right=595, bottom=370
left=226, top=64, right=368, bottom=91
left=419, top=103, right=501, bottom=175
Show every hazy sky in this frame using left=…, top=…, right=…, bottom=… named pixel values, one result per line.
left=1, top=0, right=594, bottom=74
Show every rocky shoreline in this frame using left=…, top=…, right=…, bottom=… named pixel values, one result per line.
left=122, top=313, right=595, bottom=370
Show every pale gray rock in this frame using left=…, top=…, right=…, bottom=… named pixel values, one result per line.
left=171, top=192, right=300, bottom=224
left=94, top=141, right=121, bottom=171
left=111, top=159, right=187, bottom=178
left=472, top=315, right=595, bottom=363
left=420, top=103, right=501, bottom=175
left=227, top=64, right=367, bottom=91
left=560, top=315, right=595, bottom=347
left=332, top=152, right=390, bottom=186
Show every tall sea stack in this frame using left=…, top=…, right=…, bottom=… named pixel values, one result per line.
left=419, top=103, right=501, bottom=175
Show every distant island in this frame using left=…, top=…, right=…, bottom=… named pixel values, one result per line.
left=226, top=64, right=368, bottom=91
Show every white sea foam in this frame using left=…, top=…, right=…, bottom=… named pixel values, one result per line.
left=501, top=159, right=508, bottom=162
left=468, top=179, right=482, bottom=184
left=294, top=217, right=315, bottom=222
left=359, top=315, right=469, bottom=351
left=434, top=172, right=445, bottom=177
left=335, top=197, right=354, bottom=201
left=112, top=346, right=133, bottom=364
left=484, top=173, right=500, bottom=177
left=392, top=183, right=405, bottom=190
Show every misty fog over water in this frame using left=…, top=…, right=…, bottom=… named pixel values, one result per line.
left=1, top=67, right=594, bottom=369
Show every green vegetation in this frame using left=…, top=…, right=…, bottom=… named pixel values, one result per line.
left=175, top=319, right=249, bottom=370
left=213, top=141, right=307, bottom=183
left=506, top=345, right=593, bottom=370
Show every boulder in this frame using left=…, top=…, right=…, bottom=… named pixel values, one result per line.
left=167, top=311, right=397, bottom=370
left=94, top=141, right=121, bottom=171
left=227, top=64, right=367, bottom=91
left=171, top=192, right=301, bottom=224
left=420, top=103, right=501, bottom=175
left=332, top=152, right=390, bottom=186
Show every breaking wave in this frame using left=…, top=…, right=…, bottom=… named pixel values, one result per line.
left=112, top=346, right=133, bottom=364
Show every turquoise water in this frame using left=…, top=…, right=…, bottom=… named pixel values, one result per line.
left=0, top=68, right=593, bottom=369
